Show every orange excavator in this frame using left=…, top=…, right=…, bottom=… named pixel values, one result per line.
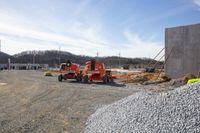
left=82, top=59, right=113, bottom=83
left=58, top=60, right=82, bottom=82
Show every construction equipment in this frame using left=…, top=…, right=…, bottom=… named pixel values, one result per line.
left=58, top=60, right=81, bottom=82
left=82, top=59, right=113, bottom=83
left=187, top=78, right=200, bottom=85
left=44, top=71, right=53, bottom=76
left=145, top=48, right=165, bottom=73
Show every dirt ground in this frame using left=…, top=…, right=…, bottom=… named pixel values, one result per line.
left=0, top=70, right=176, bottom=133
left=0, top=70, right=143, bottom=133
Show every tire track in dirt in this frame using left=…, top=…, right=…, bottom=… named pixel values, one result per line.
left=0, top=71, right=140, bottom=133
left=10, top=87, right=80, bottom=133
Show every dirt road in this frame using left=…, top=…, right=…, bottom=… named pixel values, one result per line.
left=0, top=70, right=140, bottom=133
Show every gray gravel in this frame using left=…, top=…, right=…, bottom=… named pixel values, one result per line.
left=85, top=83, right=200, bottom=133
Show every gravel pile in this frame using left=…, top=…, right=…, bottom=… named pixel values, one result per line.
left=85, top=83, right=200, bottom=133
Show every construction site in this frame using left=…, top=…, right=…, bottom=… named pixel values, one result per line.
left=0, top=0, right=200, bottom=132
left=0, top=23, right=199, bottom=133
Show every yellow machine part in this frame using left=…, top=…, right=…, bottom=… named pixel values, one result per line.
left=187, top=78, right=200, bottom=85
left=44, top=71, right=53, bottom=76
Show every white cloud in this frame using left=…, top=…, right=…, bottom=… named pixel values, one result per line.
left=119, top=31, right=164, bottom=58
left=0, top=7, right=109, bottom=56
left=78, top=31, right=164, bottom=58
left=0, top=15, right=106, bottom=48
left=194, top=0, right=200, bottom=7
left=0, top=2, right=163, bottom=58
left=0, top=18, right=164, bottom=58
left=1, top=37, right=57, bottom=54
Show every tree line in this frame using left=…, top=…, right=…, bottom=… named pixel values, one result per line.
left=1, top=50, right=163, bottom=69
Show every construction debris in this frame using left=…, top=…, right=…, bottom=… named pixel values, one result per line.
left=183, top=74, right=197, bottom=84
left=123, top=72, right=170, bottom=84
left=0, top=82, right=7, bottom=86
left=44, top=71, right=53, bottom=76
left=168, top=74, right=199, bottom=86
left=85, top=83, right=200, bottom=133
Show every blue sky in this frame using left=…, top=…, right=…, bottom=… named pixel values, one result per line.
left=0, top=0, right=200, bottom=58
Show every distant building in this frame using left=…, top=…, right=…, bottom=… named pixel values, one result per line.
left=0, top=64, right=7, bottom=70
left=0, top=63, right=49, bottom=70
left=165, top=23, right=200, bottom=78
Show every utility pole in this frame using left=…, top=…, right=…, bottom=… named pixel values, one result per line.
left=59, top=46, right=61, bottom=65
left=8, top=58, right=11, bottom=70
left=96, top=51, right=99, bottom=60
left=96, top=51, right=99, bottom=57
left=118, top=52, right=121, bottom=69
left=33, top=51, right=36, bottom=64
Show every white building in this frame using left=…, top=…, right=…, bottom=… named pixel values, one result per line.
left=0, top=64, right=49, bottom=70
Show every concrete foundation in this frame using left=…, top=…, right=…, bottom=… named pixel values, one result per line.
left=165, top=23, right=200, bottom=78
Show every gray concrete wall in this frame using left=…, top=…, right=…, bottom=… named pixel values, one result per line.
left=165, top=24, right=200, bottom=78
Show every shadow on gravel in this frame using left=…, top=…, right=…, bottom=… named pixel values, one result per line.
left=61, top=80, right=126, bottom=88
left=92, top=82, right=126, bottom=87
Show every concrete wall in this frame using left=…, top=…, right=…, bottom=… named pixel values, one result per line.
left=165, top=24, right=200, bottom=78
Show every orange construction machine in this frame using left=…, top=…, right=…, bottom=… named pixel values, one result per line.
left=82, top=59, right=113, bottom=83
left=58, top=60, right=82, bottom=82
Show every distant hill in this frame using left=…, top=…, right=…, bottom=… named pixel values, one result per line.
left=0, top=51, right=13, bottom=63
left=13, top=50, right=90, bottom=66
left=0, top=50, right=163, bottom=68
left=12, top=50, right=162, bottom=68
